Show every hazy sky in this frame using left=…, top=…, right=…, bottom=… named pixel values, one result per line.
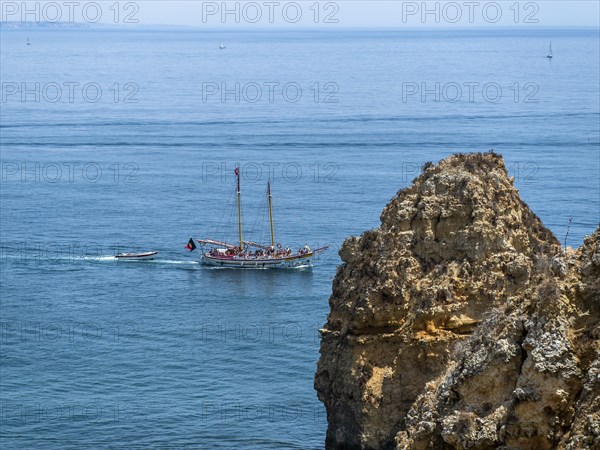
left=3, top=1, right=600, bottom=27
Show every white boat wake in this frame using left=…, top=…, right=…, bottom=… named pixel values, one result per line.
left=2, top=254, right=200, bottom=265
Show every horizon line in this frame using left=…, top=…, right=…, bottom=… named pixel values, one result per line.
left=2, top=22, right=599, bottom=31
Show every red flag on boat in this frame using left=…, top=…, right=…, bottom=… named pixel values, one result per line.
left=185, top=238, right=196, bottom=252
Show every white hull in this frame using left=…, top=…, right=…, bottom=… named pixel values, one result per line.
left=115, top=251, right=158, bottom=261
left=201, top=253, right=313, bottom=269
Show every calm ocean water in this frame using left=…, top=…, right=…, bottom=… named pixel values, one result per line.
left=1, top=27, right=599, bottom=449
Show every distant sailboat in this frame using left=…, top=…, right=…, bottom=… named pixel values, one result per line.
left=26, top=37, right=31, bottom=46
left=547, top=40, right=553, bottom=59
left=219, top=42, right=226, bottom=50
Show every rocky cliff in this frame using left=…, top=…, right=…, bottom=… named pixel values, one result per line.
left=315, top=152, right=599, bottom=450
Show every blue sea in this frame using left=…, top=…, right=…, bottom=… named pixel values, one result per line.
left=1, top=27, right=599, bottom=449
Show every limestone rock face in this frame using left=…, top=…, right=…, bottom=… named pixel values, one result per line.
left=315, top=153, right=599, bottom=450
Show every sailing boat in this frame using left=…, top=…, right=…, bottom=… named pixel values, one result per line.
left=547, top=40, right=553, bottom=59
left=219, top=42, right=226, bottom=50
left=195, top=167, right=328, bottom=268
left=27, top=37, right=31, bottom=46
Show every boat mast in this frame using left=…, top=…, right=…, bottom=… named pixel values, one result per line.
left=267, top=179, right=275, bottom=248
left=235, top=167, right=243, bottom=249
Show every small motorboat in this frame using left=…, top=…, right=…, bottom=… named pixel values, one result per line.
left=115, top=251, right=158, bottom=260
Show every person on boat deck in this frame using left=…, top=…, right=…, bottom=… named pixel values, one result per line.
left=304, top=244, right=311, bottom=252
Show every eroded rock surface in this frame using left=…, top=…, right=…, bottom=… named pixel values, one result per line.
left=315, top=153, right=599, bottom=450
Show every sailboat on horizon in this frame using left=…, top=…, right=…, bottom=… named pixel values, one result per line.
left=219, top=41, right=226, bottom=49
left=27, top=37, right=30, bottom=46
left=189, top=167, right=328, bottom=269
left=547, top=40, right=553, bottom=59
